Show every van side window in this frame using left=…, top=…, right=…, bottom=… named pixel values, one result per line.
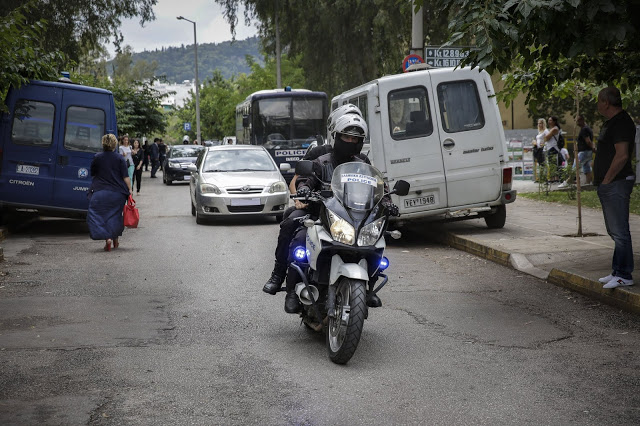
left=388, top=86, right=432, bottom=140
left=64, top=106, right=105, bottom=153
left=437, top=80, right=485, bottom=133
left=348, top=94, right=368, bottom=124
left=11, top=100, right=55, bottom=147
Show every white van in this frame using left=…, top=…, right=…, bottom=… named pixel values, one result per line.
left=331, top=66, right=516, bottom=228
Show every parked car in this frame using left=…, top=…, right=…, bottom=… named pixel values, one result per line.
left=1, top=78, right=117, bottom=220
left=187, top=145, right=289, bottom=224
left=163, top=145, right=205, bottom=185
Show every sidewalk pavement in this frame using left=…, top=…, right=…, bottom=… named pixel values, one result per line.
left=1, top=180, right=639, bottom=314
left=409, top=179, right=640, bottom=314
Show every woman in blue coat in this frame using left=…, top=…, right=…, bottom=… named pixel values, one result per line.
left=87, top=134, right=132, bottom=251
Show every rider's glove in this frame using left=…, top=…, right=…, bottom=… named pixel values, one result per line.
left=387, top=203, right=400, bottom=217
left=381, top=198, right=400, bottom=217
left=296, top=186, right=311, bottom=199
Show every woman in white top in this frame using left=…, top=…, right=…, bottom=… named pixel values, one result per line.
left=532, top=118, right=548, bottom=165
left=544, top=116, right=563, bottom=180
left=118, top=134, right=134, bottom=182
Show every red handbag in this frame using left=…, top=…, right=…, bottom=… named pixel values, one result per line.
left=123, top=195, right=139, bottom=228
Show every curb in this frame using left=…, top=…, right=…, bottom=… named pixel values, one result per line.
left=439, top=230, right=640, bottom=315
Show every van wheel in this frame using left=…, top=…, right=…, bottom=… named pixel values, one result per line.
left=484, top=205, right=506, bottom=229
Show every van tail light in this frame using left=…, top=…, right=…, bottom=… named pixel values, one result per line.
left=502, top=166, right=513, bottom=191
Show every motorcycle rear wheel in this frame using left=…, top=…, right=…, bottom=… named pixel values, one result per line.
left=326, top=278, right=366, bottom=364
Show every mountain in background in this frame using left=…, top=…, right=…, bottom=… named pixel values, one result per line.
left=112, top=36, right=263, bottom=83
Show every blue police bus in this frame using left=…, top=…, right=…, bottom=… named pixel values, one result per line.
left=235, top=88, right=328, bottom=182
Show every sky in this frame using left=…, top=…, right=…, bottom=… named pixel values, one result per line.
left=107, top=0, right=258, bottom=58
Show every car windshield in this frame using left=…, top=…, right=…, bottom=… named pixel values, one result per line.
left=203, top=149, right=276, bottom=172
left=331, top=162, right=385, bottom=211
left=170, top=146, right=204, bottom=158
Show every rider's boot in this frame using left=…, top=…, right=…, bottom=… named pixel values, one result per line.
left=262, top=261, right=287, bottom=295
left=284, top=272, right=302, bottom=313
left=366, top=291, right=382, bottom=308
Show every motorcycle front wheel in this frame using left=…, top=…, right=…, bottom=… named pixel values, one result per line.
left=327, top=278, right=367, bottom=364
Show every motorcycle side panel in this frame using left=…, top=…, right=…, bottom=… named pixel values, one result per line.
left=329, top=254, right=369, bottom=285
left=307, top=225, right=332, bottom=269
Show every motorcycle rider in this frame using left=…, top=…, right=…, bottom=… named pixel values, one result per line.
left=263, top=105, right=364, bottom=297
left=283, top=113, right=399, bottom=313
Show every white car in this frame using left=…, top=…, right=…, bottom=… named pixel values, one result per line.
left=188, top=145, right=289, bottom=224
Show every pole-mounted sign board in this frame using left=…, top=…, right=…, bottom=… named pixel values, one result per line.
left=424, top=47, right=469, bottom=68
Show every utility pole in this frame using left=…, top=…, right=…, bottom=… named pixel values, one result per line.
left=275, top=0, right=282, bottom=88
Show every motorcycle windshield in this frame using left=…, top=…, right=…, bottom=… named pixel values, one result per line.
left=331, top=162, right=385, bottom=211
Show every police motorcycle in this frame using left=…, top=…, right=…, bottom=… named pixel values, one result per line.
left=289, top=160, right=409, bottom=364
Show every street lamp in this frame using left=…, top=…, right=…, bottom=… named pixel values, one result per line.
left=177, top=16, right=201, bottom=144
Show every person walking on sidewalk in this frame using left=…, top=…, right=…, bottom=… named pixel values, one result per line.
left=559, top=115, right=595, bottom=188
left=594, top=86, right=636, bottom=289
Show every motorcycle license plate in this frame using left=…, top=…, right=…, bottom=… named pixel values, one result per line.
left=404, top=194, right=436, bottom=208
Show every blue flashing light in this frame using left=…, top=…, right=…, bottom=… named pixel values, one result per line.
left=61, top=71, right=70, bottom=79
left=293, top=246, right=307, bottom=261
left=284, top=86, right=292, bottom=92
left=379, top=257, right=389, bottom=271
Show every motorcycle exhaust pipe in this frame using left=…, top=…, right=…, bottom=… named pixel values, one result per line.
left=295, top=282, right=319, bottom=305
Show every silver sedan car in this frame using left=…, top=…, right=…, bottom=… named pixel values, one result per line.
left=188, top=145, right=290, bottom=224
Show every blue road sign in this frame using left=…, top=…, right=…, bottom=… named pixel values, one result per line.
left=184, top=122, right=191, bottom=131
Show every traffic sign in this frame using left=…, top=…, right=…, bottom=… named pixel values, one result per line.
left=424, top=47, right=469, bottom=68
left=184, top=122, right=191, bottom=131
left=402, top=54, right=424, bottom=72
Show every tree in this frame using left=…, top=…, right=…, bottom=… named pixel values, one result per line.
left=427, top=0, right=640, bottom=101
left=0, top=2, right=67, bottom=111
left=215, top=0, right=450, bottom=97
left=0, top=0, right=157, bottom=64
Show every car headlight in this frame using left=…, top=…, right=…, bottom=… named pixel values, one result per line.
left=168, top=161, right=181, bottom=169
left=200, top=183, right=222, bottom=194
left=268, top=181, right=287, bottom=193
left=357, top=217, right=385, bottom=246
left=326, top=208, right=355, bottom=245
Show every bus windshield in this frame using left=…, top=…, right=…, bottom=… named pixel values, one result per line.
left=255, top=97, right=325, bottom=149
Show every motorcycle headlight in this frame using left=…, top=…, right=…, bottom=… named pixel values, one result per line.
left=268, top=181, right=287, bottom=193
left=326, top=208, right=355, bottom=245
left=200, top=183, right=222, bottom=194
left=357, top=217, right=385, bottom=246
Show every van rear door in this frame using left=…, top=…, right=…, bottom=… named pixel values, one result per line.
left=377, top=74, right=447, bottom=212
left=53, top=88, right=109, bottom=210
left=1, top=84, right=60, bottom=208
left=429, top=69, right=502, bottom=207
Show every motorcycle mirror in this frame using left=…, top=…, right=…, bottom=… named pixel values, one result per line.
left=393, top=180, right=410, bottom=196
left=295, top=160, right=314, bottom=176
left=388, top=230, right=402, bottom=240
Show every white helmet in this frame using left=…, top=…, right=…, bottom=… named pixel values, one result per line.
left=327, top=103, right=362, bottom=134
left=331, top=113, right=368, bottom=144
left=183, top=135, right=190, bottom=142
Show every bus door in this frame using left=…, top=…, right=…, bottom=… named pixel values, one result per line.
left=53, top=88, right=108, bottom=210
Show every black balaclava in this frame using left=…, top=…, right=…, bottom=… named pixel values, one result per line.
left=333, top=134, right=364, bottom=164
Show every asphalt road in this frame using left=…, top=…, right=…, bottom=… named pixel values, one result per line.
left=1, top=172, right=639, bottom=425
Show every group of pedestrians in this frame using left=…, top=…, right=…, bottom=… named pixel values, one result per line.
left=532, top=116, right=569, bottom=181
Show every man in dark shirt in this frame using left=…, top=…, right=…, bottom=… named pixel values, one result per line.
left=158, top=139, right=167, bottom=171
left=593, top=86, right=636, bottom=289
left=150, top=138, right=160, bottom=178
